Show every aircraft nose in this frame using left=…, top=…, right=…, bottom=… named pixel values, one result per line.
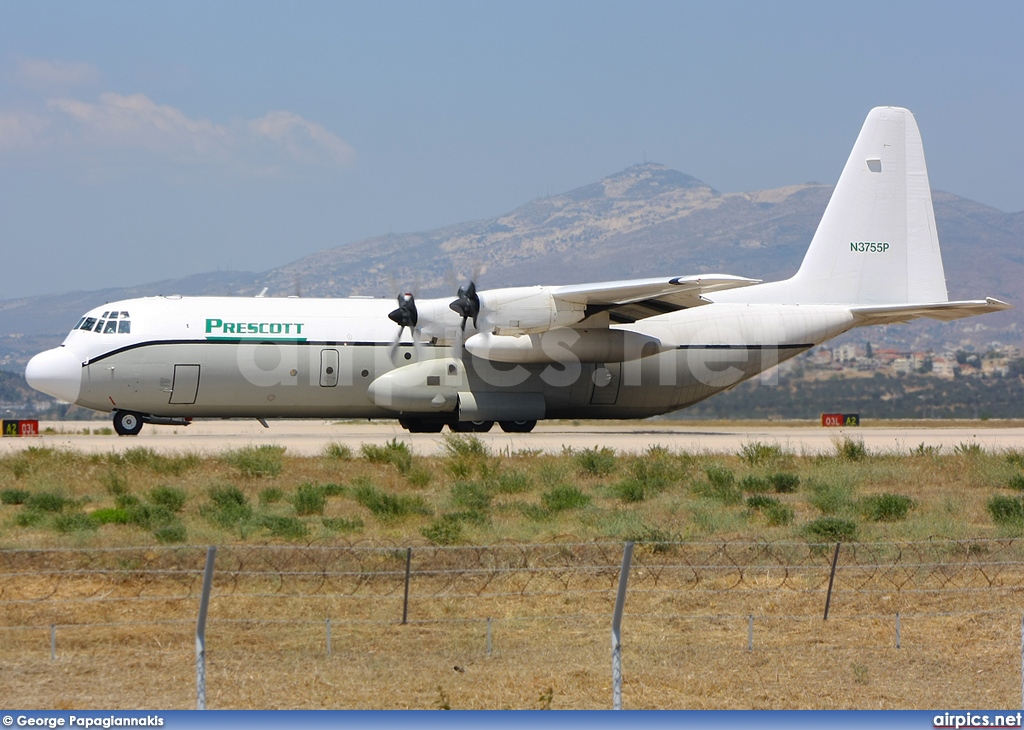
left=25, top=347, right=83, bottom=404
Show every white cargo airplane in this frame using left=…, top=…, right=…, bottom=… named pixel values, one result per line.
left=26, top=107, right=1010, bottom=435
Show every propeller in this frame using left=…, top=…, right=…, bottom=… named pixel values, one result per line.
left=388, top=292, right=418, bottom=336
left=449, top=281, right=480, bottom=331
left=387, top=292, right=422, bottom=364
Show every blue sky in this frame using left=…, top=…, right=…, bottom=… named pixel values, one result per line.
left=1, top=1, right=1021, bottom=299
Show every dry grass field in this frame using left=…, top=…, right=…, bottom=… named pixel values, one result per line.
left=3, top=432, right=1024, bottom=709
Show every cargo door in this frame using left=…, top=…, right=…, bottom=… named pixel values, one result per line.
left=168, top=364, right=201, bottom=405
left=320, top=349, right=340, bottom=387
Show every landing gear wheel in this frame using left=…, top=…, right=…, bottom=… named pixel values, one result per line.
left=470, top=420, right=494, bottom=433
left=113, top=411, right=144, bottom=436
left=399, top=419, right=445, bottom=433
left=448, top=421, right=475, bottom=432
left=499, top=420, right=536, bottom=433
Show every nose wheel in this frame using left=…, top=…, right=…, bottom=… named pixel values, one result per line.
left=112, top=410, right=144, bottom=436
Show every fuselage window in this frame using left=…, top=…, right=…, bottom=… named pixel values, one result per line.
left=108, top=311, right=119, bottom=320
left=103, top=320, right=118, bottom=333
left=95, top=320, right=106, bottom=332
left=80, top=317, right=97, bottom=331
left=118, top=320, right=131, bottom=334
left=102, top=311, right=110, bottom=319
left=120, top=311, right=129, bottom=318
left=75, top=317, right=86, bottom=330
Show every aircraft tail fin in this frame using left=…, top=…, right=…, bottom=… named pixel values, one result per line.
left=735, top=107, right=953, bottom=306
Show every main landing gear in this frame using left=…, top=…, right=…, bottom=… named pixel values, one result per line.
left=398, top=418, right=537, bottom=434
left=112, top=410, right=144, bottom=436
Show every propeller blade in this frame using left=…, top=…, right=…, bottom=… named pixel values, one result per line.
left=449, top=281, right=480, bottom=331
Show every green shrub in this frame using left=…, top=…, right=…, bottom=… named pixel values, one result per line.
left=323, top=442, right=353, bottom=460
left=321, top=516, right=364, bottom=533
left=292, top=482, right=328, bottom=515
left=201, top=485, right=254, bottom=527
left=224, top=445, right=285, bottom=477
left=987, top=495, right=1024, bottom=526
left=610, top=478, right=647, bottom=503
left=746, top=494, right=780, bottom=510
left=0, top=488, right=29, bottom=505
left=541, top=485, right=591, bottom=512
left=14, top=510, right=47, bottom=527
left=859, top=493, right=916, bottom=522
left=360, top=439, right=413, bottom=473
left=763, top=502, right=795, bottom=526
left=835, top=438, right=868, bottom=461
left=115, top=494, right=140, bottom=510
left=260, top=515, right=308, bottom=539
left=575, top=447, right=617, bottom=476
left=803, top=516, right=858, bottom=542
left=89, top=508, right=132, bottom=525
left=406, top=466, right=433, bottom=487
left=148, top=486, right=187, bottom=513
left=421, top=515, right=464, bottom=545
left=693, top=466, right=742, bottom=505
left=493, top=470, right=532, bottom=494
left=809, top=482, right=855, bottom=516
left=352, top=481, right=430, bottom=521
left=740, top=442, right=787, bottom=466
left=153, top=522, right=187, bottom=543
left=954, top=442, right=984, bottom=457
left=53, top=512, right=98, bottom=533
left=259, top=487, right=285, bottom=505
left=442, top=434, right=489, bottom=459
left=24, top=491, right=68, bottom=513
left=1008, top=474, right=1024, bottom=491
left=102, top=470, right=129, bottom=496
left=739, top=475, right=770, bottom=494
left=619, top=525, right=680, bottom=553
left=126, top=503, right=176, bottom=529
left=769, top=472, right=801, bottom=493
left=450, top=481, right=492, bottom=512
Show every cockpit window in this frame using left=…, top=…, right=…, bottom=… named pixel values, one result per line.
left=75, top=312, right=132, bottom=334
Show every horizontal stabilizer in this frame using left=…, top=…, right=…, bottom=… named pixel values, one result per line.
left=851, top=298, right=1012, bottom=325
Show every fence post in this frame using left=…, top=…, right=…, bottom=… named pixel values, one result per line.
left=612, top=541, right=635, bottom=710
left=50, top=624, right=56, bottom=661
left=896, top=613, right=901, bottom=649
left=823, top=542, right=841, bottom=621
left=748, top=615, right=754, bottom=652
left=401, top=547, right=412, bottom=625
left=196, top=546, right=217, bottom=711
left=486, top=617, right=492, bottom=657
left=326, top=618, right=332, bottom=657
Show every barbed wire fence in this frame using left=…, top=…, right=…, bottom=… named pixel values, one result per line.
left=3, top=539, right=1024, bottom=708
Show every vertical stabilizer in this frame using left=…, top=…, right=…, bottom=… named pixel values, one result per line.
left=735, top=107, right=950, bottom=305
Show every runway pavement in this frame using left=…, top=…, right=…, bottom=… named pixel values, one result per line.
left=3, top=419, right=1024, bottom=456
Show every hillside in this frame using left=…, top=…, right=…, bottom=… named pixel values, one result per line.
left=2, top=163, right=1020, bottom=371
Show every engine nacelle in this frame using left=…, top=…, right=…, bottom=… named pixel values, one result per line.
left=479, top=287, right=586, bottom=335
left=366, top=358, right=463, bottom=413
left=464, top=328, right=663, bottom=364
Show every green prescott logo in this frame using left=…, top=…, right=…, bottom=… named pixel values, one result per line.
left=205, top=318, right=306, bottom=341
left=849, top=241, right=890, bottom=253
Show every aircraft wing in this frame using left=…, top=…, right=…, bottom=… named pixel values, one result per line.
left=851, top=298, right=1012, bottom=325
left=551, top=274, right=760, bottom=324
